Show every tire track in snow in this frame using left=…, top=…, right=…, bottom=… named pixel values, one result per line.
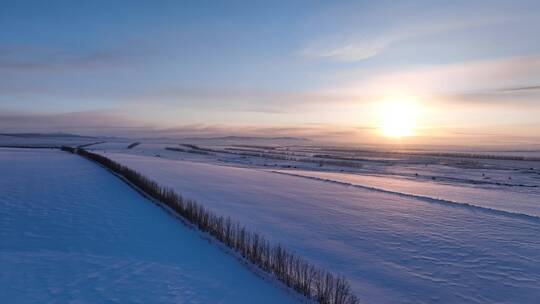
left=270, top=171, right=540, bottom=222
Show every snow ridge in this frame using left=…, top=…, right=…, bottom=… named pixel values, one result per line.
left=271, top=171, right=540, bottom=222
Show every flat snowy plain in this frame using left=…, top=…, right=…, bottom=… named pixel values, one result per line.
left=273, top=169, right=540, bottom=218
left=0, top=148, right=297, bottom=303
left=104, top=151, right=540, bottom=304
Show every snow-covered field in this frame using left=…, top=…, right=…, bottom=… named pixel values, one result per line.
left=3, top=134, right=540, bottom=303
left=0, top=148, right=297, bottom=303
left=273, top=169, right=540, bottom=218
left=102, top=152, right=540, bottom=304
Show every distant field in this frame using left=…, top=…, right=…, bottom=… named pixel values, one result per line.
left=104, top=151, right=540, bottom=304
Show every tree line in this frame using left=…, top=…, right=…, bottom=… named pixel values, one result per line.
left=77, top=141, right=106, bottom=148
left=61, top=146, right=359, bottom=304
left=165, top=147, right=210, bottom=155
left=127, top=142, right=140, bottom=149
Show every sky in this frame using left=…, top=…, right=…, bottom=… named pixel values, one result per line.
left=1, top=0, right=540, bottom=146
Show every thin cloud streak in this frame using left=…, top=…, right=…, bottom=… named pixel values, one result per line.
left=0, top=44, right=148, bottom=71
left=496, top=85, right=540, bottom=92
left=0, top=109, right=373, bottom=141
left=127, top=87, right=362, bottom=114
left=0, top=110, right=151, bottom=134
left=302, top=38, right=389, bottom=62
left=302, top=15, right=512, bottom=62
left=333, top=55, right=540, bottom=100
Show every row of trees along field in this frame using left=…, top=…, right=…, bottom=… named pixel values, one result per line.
left=61, top=146, right=359, bottom=304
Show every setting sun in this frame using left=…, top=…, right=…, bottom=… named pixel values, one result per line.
left=378, top=99, right=419, bottom=138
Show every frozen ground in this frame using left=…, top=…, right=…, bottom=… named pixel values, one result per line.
left=4, top=134, right=540, bottom=303
left=103, top=152, right=540, bottom=304
left=82, top=137, right=540, bottom=190
left=273, top=169, right=540, bottom=218
left=0, top=148, right=297, bottom=304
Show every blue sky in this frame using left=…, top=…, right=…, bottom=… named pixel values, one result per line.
left=1, top=1, right=540, bottom=145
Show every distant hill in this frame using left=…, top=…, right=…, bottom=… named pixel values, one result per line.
left=181, top=136, right=310, bottom=141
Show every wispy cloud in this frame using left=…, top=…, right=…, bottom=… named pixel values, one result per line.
left=333, top=55, right=540, bottom=101
left=127, top=87, right=359, bottom=114
left=0, top=44, right=147, bottom=72
left=0, top=110, right=151, bottom=136
left=0, top=107, right=377, bottom=141
left=496, top=85, right=540, bottom=92
left=302, top=38, right=389, bottom=62
left=302, top=16, right=511, bottom=62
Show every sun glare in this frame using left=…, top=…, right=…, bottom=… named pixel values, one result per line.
left=378, top=98, right=419, bottom=138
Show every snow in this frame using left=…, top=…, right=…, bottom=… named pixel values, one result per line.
left=273, top=169, right=540, bottom=218
left=0, top=148, right=297, bottom=304
left=103, top=152, right=540, bottom=304
left=85, top=140, right=540, bottom=190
